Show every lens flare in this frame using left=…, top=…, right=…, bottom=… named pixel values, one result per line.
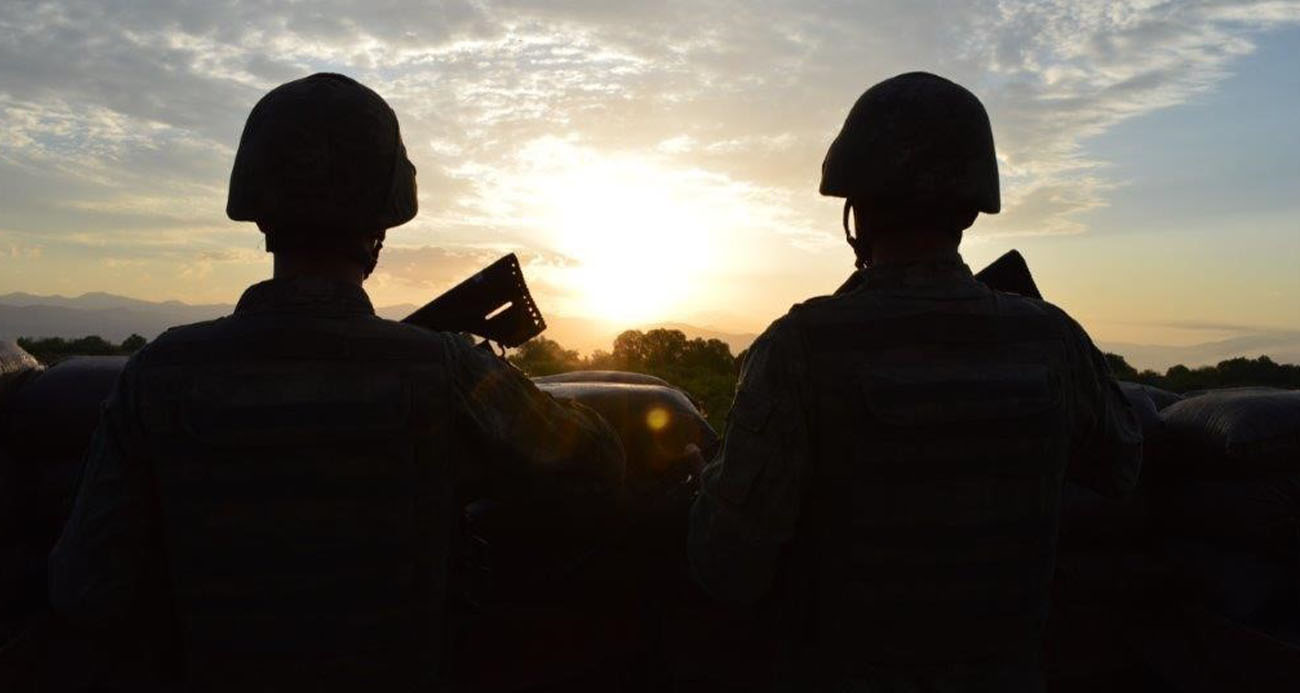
left=645, top=407, right=671, bottom=432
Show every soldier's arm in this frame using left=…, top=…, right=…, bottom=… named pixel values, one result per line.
left=1061, top=315, right=1143, bottom=497
left=48, top=363, right=164, bottom=635
left=689, top=318, right=809, bottom=605
left=448, top=342, right=625, bottom=502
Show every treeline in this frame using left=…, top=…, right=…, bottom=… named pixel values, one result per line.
left=17, top=334, right=148, bottom=365
left=17, top=333, right=1295, bottom=427
left=512, top=335, right=1300, bottom=430
left=510, top=329, right=741, bottom=429
left=1105, top=353, right=1300, bottom=392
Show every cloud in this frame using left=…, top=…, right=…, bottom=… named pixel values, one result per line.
left=1, top=0, right=1298, bottom=311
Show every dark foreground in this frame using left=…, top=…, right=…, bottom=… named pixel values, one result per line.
left=2, top=350, right=1299, bottom=691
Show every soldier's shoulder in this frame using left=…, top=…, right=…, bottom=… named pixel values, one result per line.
left=744, top=307, right=818, bottom=362
left=989, top=290, right=1095, bottom=343
left=781, top=289, right=847, bottom=322
left=128, top=317, right=230, bottom=365
left=137, top=314, right=472, bottom=367
left=364, top=316, right=481, bottom=352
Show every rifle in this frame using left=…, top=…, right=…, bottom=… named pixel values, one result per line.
left=402, top=253, right=547, bottom=349
left=974, top=249, right=1042, bottom=299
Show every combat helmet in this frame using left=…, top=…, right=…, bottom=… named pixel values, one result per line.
left=821, top=72, right=1000, bottom=214
left=227, top=73, right=417, bottom=242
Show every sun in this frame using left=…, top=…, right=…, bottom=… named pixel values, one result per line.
left=529, top=148, right=723, bottom=326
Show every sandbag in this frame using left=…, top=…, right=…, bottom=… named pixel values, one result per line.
left=533, top=370, right=672, bottom=387
left=1, top=356, right=128, bottom=567
left=0, top=342, right=42, bottom=405
left=536, top=381, right=717, bottom=484
left=1158, top=387, right=1300, bottom=479
left=1145, top=475, right=1299, bottom=627
left=1139, top=384, right=1183, bottom=412
left=1119, top=382, right=1164, bottom=443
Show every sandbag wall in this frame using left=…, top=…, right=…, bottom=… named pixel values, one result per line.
left=1144, top=387, right=1300, bottom=635
left=454, top=374, right=720, bottom=690
left=1049, top=382, right=1300, bottom=690
left=462, top=375, right=717, bottom=603
left=0, top=355, right=127, bottom=645
left=0, top=342, right=45, bottom=645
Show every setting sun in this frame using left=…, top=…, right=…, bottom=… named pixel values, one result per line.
left=521, top=140, right=725, bottom=325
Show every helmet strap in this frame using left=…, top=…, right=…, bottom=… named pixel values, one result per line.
left=843, top=199, right=871, bottom=270
left=363, top=233, right=384, bottom=278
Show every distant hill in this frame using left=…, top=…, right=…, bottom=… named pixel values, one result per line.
left=8, top=291, right=1293, bottom=369
left=0, top=292, right=416, bottom=342
left=1099, top=332, right=1300, bottom=373
left=0, top=292, right=758, bottom=355
left=0, top=298, right=230, bottom=343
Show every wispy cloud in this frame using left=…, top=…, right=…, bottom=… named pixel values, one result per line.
left=1, top=0, right=1298, bottom=312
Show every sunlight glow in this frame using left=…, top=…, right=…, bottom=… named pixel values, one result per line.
left=518, top=138, right=738, bottom=325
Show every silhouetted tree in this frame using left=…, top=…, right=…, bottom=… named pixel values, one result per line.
left=1104, top=352, right=1138, bottom=379
left=121, top=334, right=148, bottom=353
left=510, top=329, right=741, bottom=429
left=1122, top=355, right=1299, bottom=392
left=508, top=337, right=584, bottom=376
left=16, top=334, right=150, bottom=365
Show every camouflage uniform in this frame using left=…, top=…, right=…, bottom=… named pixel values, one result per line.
left=49, top=277, right=624, bottom=690
left=689, top=253, right=1141, bottom=691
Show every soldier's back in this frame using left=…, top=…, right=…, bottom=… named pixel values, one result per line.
left=779, top=258, right=1101, bottom=689
left=125, top=279, right=475, bottom=690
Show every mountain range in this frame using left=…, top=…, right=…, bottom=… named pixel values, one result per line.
left=0, top=292, right=758, bottom=357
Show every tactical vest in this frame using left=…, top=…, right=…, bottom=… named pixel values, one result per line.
left=132, top=314, right=463, bottom=690
left=786, top=292, right=1074, bottom=677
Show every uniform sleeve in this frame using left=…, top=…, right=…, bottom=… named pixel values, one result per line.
left=48, top=362, right=163, bottom=634
left=688, top=317, right=809, bottom=605
left=1061, top=315, right=1143, bottom=497
left=448, top=343, right=625, bottom=503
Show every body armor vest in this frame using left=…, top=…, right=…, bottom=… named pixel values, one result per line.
left=131, top=311, right=463, bottom=690
left=786, top=285, right=1074, bottom=677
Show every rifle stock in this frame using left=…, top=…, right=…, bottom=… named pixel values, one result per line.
left=402, top=253, right=546, bottom=348
left=974, top=249, right=1042, bottom=299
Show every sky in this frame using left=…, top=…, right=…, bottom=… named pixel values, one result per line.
left=1, top=1, right=1298, bottom=366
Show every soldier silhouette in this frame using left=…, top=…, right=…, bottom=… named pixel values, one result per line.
left=49, top=73, right=624, bottom=691
left=689, top=72, right=1142, bottom=692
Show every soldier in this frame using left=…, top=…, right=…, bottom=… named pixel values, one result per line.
left=48, top=73, right=624, bottom=690
left=688, top=72, right=1142, bottom=691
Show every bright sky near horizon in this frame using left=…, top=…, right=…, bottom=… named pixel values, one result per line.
left=1, top=1, right=1298, bottom=361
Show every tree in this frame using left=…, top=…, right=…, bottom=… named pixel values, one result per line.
left=121, top=334, right=148, bottom=353
left=1104, top=352, right=1137, bottom=379
left=16, top=334, right=151, bottom=365
left=508, top=337, right=584, bottom=376
left=1119, top=355, right=1299, bottom=392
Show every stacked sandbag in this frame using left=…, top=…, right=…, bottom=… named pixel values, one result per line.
left=1048, top=383, right=1178, bottom=687
left=466, top=377, right=716, bottom=590
left=0, top=355, right=127, bottom=637
left=1157, top=387, right=1299, bottom=479
left=1118, top=382, right=1165, bottom=443
left=1138, top=384, right=1183, bottom=412
left=535, top=380, right=718, bottom=485
left=0, top=342, right=43, bottom=644
left=455, top=375, right=718, bottom=688
left=0, top=341, right=42, bottom=405
left=1145, top=387, right=1300, bottom=634
left=533, top=370, right=673, bottom=387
